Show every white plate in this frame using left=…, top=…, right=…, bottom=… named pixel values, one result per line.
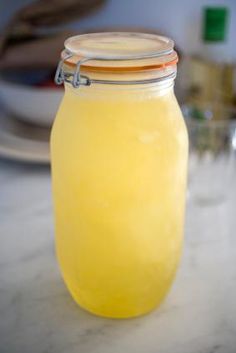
left=0, top=110, right=50, bottom=164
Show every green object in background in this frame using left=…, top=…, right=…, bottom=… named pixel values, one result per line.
left=190, top=107, right=205, bottom=121
left=203, top=7, right=229, bottom=42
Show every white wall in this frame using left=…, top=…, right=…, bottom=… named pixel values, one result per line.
left=1, top=0, right=236, bottom=58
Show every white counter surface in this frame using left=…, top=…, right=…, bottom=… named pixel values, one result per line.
left=1, top=159, right=236, bottom=353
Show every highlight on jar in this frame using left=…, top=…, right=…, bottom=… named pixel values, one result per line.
left=51, top=32, right=188, bottom=319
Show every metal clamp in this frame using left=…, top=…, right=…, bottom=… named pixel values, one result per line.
left=55, top=52, right=176, bottom=88
left=55, top=52, right=92, bottom=88
left=54, top=52, right=72, bottom=85
left=72, top=58, right=91, bottom=88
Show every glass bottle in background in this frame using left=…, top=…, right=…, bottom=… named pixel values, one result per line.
left=182, top=6, right=236, bottom=120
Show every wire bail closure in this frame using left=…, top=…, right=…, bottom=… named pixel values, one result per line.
left=55, top=52, right=91, bottom=88
left=54, top=51, right=177, bottom=88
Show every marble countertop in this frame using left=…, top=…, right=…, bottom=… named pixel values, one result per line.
left=1, top=159, right=236, bottom=353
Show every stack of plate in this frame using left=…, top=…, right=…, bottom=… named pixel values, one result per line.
left=0, top=78, right=63, bottom=164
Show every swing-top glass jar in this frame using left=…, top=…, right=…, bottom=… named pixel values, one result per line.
left=51, top=32, right=188, bottom=318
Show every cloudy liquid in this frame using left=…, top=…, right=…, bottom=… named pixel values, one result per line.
left=51, top=84, right=188, bottom=318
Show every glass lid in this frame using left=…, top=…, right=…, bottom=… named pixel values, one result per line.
left=63, top=32, right=178, bottom=70
left=65, top=32, right=173, bottom=59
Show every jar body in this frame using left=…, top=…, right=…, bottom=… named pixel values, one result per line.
left=51, top=84, right=188, bottom=318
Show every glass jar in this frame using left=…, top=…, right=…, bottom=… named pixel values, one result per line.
left=183, top=107, right=236, bottom=204
left=51, top=32, right=188, bottom=318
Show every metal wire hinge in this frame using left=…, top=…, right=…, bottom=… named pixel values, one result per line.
left=54, top=53, right=91, bottom=88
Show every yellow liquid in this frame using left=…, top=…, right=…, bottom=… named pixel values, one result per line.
left=51, top=84, right=188, bottom=318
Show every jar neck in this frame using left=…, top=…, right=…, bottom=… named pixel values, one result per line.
left=64, top=77, right=175, bottom=99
